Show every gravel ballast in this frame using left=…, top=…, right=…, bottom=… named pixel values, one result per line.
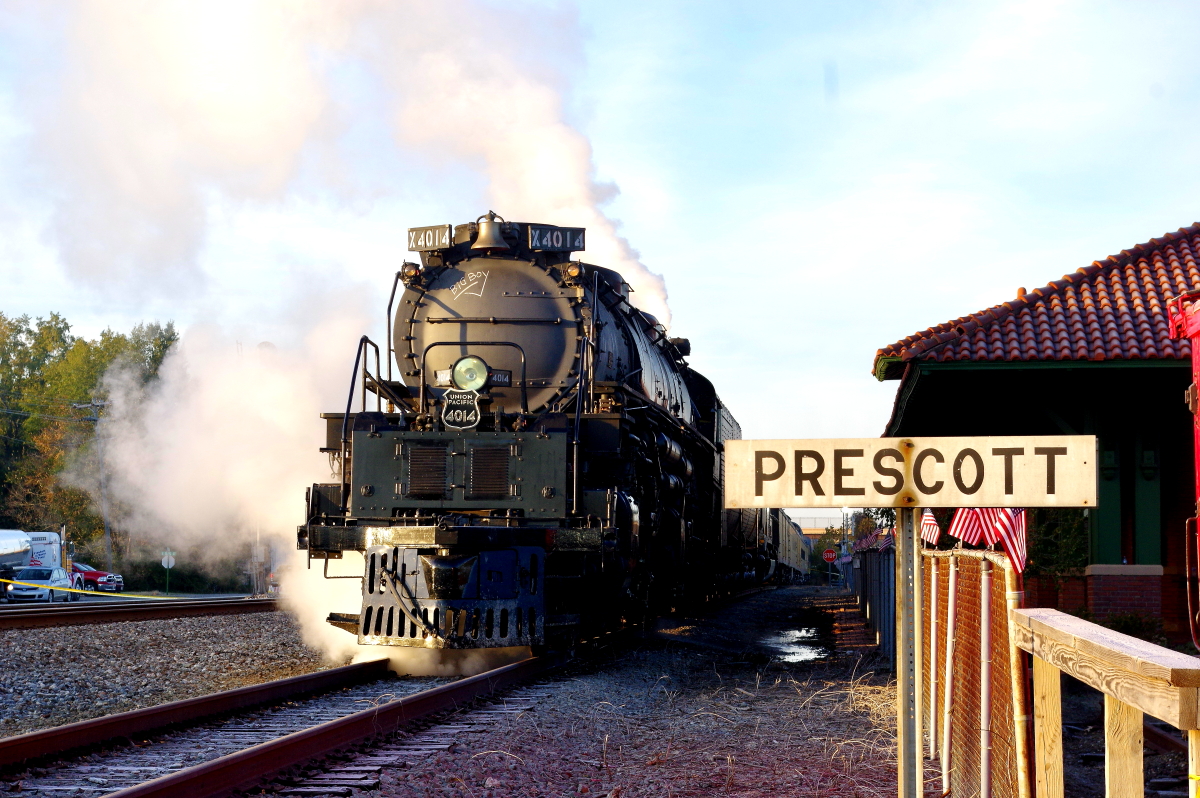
left=361, top=589, right=898, bottom=798
left=0, top=611, right=332, bottom=736
left=371, top=646, right=896, bottom=798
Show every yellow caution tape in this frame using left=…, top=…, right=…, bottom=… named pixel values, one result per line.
left=0, top=577, right=179, bottom=600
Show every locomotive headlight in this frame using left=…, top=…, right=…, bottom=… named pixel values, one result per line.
left=451, top=355, right=489, bottom=391
left=400, top=261, right=422, bottom=284
left=565, top=263, right=583, bottom=280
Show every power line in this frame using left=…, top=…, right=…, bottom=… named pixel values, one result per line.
left=0, top=407, right=92, bottom=424
left=0, top=390, right=88, bottom=407
left=0, top=430, right=84, bottom=449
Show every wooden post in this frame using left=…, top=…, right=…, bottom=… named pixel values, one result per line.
left=1189, top=729, right=1200, bottom=798
left=896, top=507, right=923, bottom=798
left=1032, top=655, right=1064, bottom=798
left=1006, top=568, right=1031, bottom=798
left=1104, top=695, right=1143, bottom=798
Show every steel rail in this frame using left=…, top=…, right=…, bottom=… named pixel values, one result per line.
left=0, top=659, right=390, bottom=768
left=0, top=597, right=278, bottom=629
left=107, top=656, right=552, bottom=798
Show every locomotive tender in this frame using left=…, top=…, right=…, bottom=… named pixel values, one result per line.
left=298, top=212, right=770, bottom=651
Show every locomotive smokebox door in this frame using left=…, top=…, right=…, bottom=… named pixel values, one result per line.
left=442, top=389, right=481, bottom=430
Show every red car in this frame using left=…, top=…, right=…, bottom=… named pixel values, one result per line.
left=72, top=562, right=124, bottom=592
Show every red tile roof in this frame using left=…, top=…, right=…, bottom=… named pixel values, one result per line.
left=873, top=224, right=1200, bottom=380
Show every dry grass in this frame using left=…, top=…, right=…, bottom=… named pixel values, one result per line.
left=376, top=647, right=901, bottom=797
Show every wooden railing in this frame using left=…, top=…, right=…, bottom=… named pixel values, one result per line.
left=1011, top=608, right=1200, bottom=798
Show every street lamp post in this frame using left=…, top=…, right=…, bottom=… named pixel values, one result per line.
left=73, top=400, right=114, bottom=573
left=841, top=506, right=852, bottom=591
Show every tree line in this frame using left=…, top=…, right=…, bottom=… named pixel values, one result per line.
left=0, top=312, right=177, bottom=554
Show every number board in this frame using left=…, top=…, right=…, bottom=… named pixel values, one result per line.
left=408, top=225, right=452, bottom=252
left=529, top=225, right=585, bottom=252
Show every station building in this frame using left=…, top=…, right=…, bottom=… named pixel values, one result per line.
left=873, top=224, right=1200, bottom=639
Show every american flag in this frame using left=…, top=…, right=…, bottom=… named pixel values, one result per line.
left=920, top=509, right=941, bottom=545
left=995, top=508, right=1028, bottom=573
left=977, top=508, right=1002, bottom=546
left=947, top=508, right=984, bottom=545
left=855, top=529, right=881, bottom=552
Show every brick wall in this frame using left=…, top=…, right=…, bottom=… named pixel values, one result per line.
left=1059, top=577, right=1087, bottom=613
left=1087, top=575, right=1163, bottom=618
left=1161, top=573, right=1187, bottom=639
left=1026, top=569, right=1164, bottom=619
left=1021, top=575, right=1087, bottom=613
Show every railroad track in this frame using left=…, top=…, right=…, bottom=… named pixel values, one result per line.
left=0, top=654, right=556, bottom=797
left=0, top=597, right=278, bottom=629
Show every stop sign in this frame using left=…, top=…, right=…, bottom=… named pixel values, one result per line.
left=823, top=548, right=837, bottom=563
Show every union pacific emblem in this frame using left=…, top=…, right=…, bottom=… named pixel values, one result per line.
left=442, top=389, right=481, bottom=430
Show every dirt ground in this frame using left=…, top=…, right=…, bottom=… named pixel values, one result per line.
left=371, top=586, right=900, bottom=798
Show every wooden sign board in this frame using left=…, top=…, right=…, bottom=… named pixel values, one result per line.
left=724, top=435, right=1097, bottom=509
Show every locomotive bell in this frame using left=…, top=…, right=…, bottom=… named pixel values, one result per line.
left=472, top=210, right=510, bottom=250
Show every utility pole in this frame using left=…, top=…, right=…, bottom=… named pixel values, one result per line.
left=73, top=400, right=114, bottom=573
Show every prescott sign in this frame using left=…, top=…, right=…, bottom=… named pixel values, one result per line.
left=724, top=435, right=1097, bottom=509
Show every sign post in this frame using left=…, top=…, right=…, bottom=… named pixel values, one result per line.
left=895, top=507, right=922, bottom=798
left=161, top=550, right=175, bottom=596
left=722, top=435, right=1097, bottom=798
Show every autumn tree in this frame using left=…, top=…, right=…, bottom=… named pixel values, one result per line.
left=0, top=314, right=177, bottom=552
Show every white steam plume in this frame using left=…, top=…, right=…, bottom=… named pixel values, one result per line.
left=356, top=1, right=671, bottom=323
left=7, top=0, right=670, bottom=321
left=13, top=1, right=345, bottom=293
left=87, top=305, right=530, bottom=675
left=9, top=0, right=664, bottom=668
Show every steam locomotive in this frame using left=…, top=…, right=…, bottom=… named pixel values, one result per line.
left=298, top=213, right=772, bottom=651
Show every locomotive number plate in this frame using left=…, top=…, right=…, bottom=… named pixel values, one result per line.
left=442, top=389, right=481, bottom=430
left=528, top=225, right=585, bottom=252
left=408, top=224, right=452, bottom=251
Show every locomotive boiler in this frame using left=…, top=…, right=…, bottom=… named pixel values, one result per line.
left=298, top=212, right=767, bottom=651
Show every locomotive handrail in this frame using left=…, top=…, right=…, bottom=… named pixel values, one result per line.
left=385, top=270, right=404, bottom=383
left=363, top=373, right=407, bottom=409
left=572, top=333, right=590, bottom=514
left=588, top=270, right=599, bottom=413
left=418, top=341, right=529, bottom=414
left=621, top=382, right=721, bottom=456
left=339, top=336, right=383, bottom=512
left=425, top=316, right=567, bottom=324
left=362, top=338, right=382, bottom=414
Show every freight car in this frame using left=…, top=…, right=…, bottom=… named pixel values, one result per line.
left=298, top=213, right=771, bottom=650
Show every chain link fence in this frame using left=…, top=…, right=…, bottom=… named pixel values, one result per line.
left=924, top=549, right=1030, bottom=798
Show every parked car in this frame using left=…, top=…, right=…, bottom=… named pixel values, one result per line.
left=71, top=562, right=124, bottom=592
left=7, top=566, right=71, bottom=602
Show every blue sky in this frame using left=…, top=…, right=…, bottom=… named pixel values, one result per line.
left=2, top=0, right=1199, bottom=444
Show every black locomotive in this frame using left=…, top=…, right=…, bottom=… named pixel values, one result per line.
left=298, top=213, right=771, bottom=650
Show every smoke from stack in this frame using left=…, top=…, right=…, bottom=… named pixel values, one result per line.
left=4, top=0, right=669, bottom=320
left=3, top=0, right=669, bottom=667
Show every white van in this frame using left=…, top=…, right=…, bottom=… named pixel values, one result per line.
left=21, top=531, right=83, bottom=596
